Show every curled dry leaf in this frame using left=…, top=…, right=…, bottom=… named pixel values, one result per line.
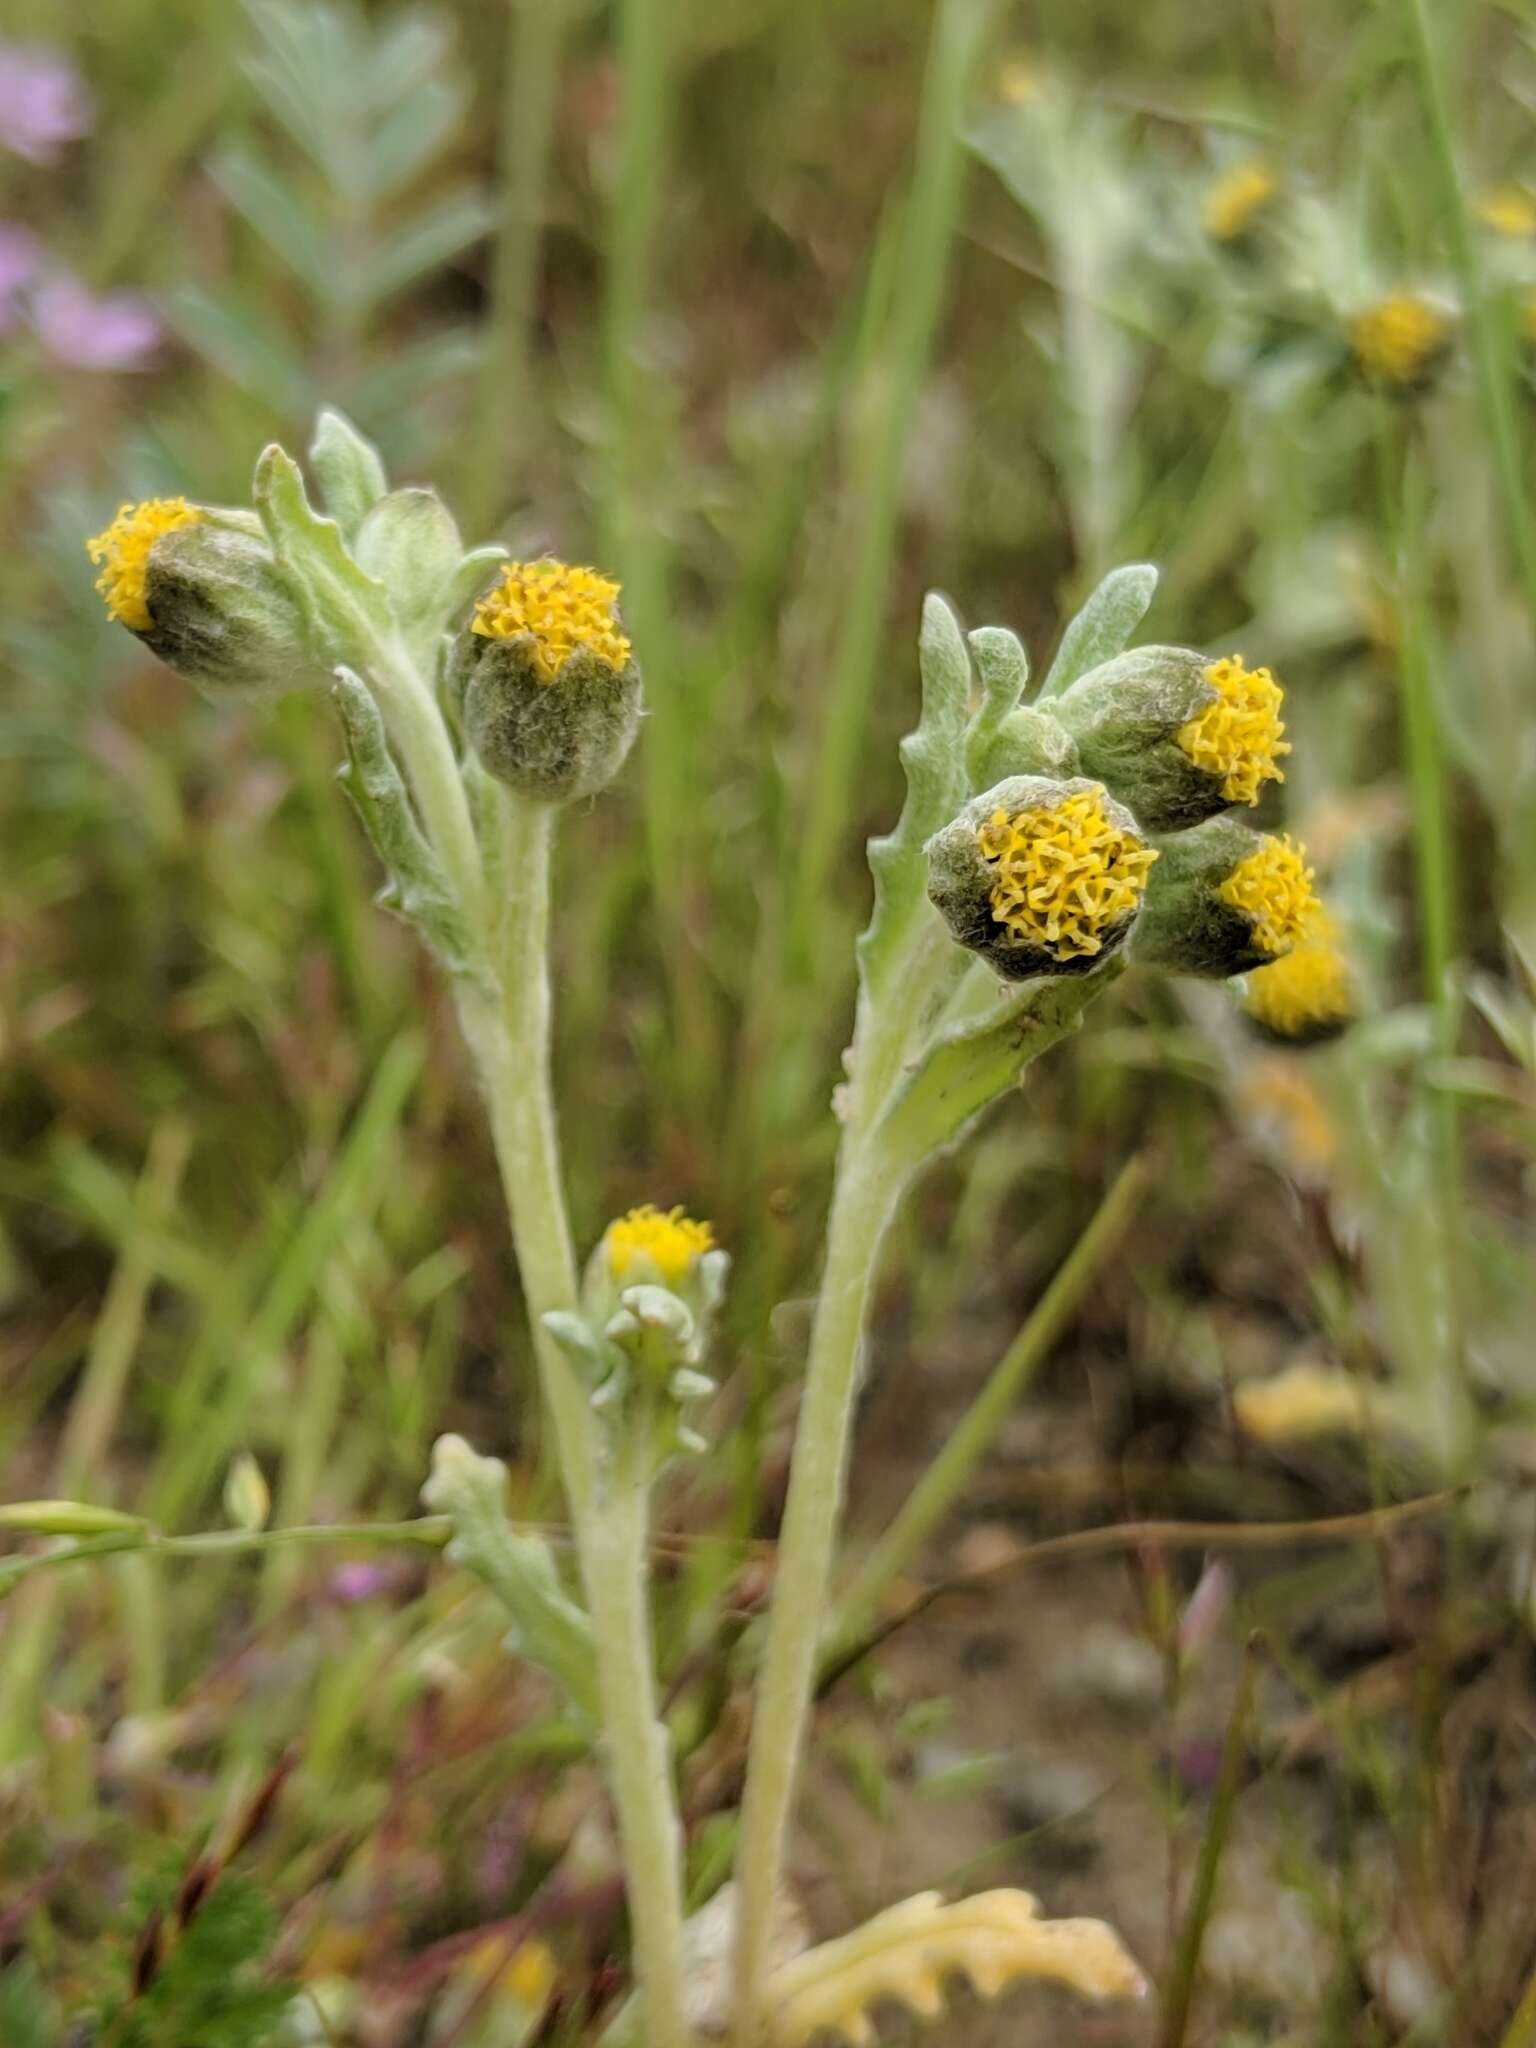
left=765, top=1887, right=1147, bottom=2046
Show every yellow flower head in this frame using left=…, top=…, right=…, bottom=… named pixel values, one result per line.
left=86, top=498, right=203, bottom=631
left=995, top=51, right=1043, bottom=104
left=1242, top=908, right=1356, bottom=1039
left=1177, top=656, right=1290, bottom=807
left=1476, top=185, right=1536, bottom=238
left=471, top=558, right=630, bottom=681
left=1217, top=833, right=1319, bottom=957
left=977, top=789, right=1158, bottom=962
left=605, top=1204, right=715, bottom=1287
left=1204, top=160, right=1278, bottom=243
left=1233, top=1361, right=1363, bottom=1443
left=1350, top=292, right=1453, bottom=387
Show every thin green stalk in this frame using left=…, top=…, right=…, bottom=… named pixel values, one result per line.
left=260, top=1313, right=352, bottom=1619
left=827, top=1153, right=1149, bottom=1658
left=367, top=634, right=486, bottom=925
left=584, top=1424, right=692, bottom=2048
left=1400, top=0, right=1536, bottom=619
left=731, top=1001, right=912, bottom=2037
left=463, top=0, right=571, bottom=529
left=456, top=786, right=692, bottom=2048
left=0, top=1520, right=454, bottom=1599
left=787, top=0, right=992, bottom=965
left=1156, top=1637, right=1258, bottom=2048
left=0, top=1119, right=189, bottom=1762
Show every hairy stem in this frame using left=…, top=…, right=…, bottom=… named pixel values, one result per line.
left=732, top=998, right=910, bottom=2037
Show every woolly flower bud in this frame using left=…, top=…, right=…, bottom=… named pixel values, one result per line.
left=926, top=777, right=1158, bottom=982
left=1135, top=819, right=1319, bottom=979
left=1350, top=291, right=1456, bottom=393
left=1055, top=648, right=1289, bottom=831
left=1203, top=160, right=1278, bottom=245
left=451, top=557, right=641, bottom=804
left=1240, top=906, right=1356, bottom=1044
left=86, top=497, right=320, bottom=698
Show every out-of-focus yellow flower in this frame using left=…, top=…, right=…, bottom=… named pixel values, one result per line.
left=994, top=51, right=1043, bottom=104
left=1476, top=185, right=1536, bottom=238
left=1233, top=1361, right=1364, bottom=1443
left=1236, top=1055, right=1337, bottom=1176
left=1217, top=834, right=1319, bottom=958
left=604, top=1204, right=716, bottom=1287
left=87, top=498, right=202, bottom=630
left=1242, top=906, right=1356, bottom=1043
left=1350, top=292, right=1455, bottom=389
left=977, top=790, right=1158, bottom=961
left=1204, top=160, right=1278, bottom=243
left=1177, top=656, right=1290, bottom=807
left=471, top=559, right=630, bottom=680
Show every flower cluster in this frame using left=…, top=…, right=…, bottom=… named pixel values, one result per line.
left=1203, top=159, right=1278, bottom=245
left=471, top=559, right=632, bottom=680
left=87, top=497, right=201, bottom=630
left=921, top=611, right=1351, bottom=1037
left=1350, top=291, right=1456, bottom=391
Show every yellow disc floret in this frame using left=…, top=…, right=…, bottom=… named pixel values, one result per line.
left=1178, top=656, right=1290, bottom=806
left=605, top=1204, right=715, bottom=1287
left=1350, top=292, right=1452, bottom=386
left=1203, top=160, right=1277, bottom=243
left=976, top=789, right=1158, bottom=961
left=1218, top=833, right=1319, bottom=957
left=471, top=558, right=630, bottom=681
left=1242, top=909, right=1356, bottom=1038
left=1476, top=185, right=1536, bottom=238
left=86, top=497, right=202, bottom=631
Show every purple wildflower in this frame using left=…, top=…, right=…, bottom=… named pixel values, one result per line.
left=330, top=1560, right=399, bottom=1603
left=30, top=273, right=162, bottom=370
left=0, top=43, right=92, bottom=165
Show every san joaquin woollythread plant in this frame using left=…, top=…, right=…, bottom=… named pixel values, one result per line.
left=75, top=414, right=1344, bottom=2045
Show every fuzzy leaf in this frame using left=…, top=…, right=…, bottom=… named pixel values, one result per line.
left=857, top=594, right=972, bottom=1001
left=421, top=1434, right=598, bottom=1720
left=876, top=967, right=1120, bottom=1168
left=766, top=1888, right=1145, bottom=2047
left=253, top=444, right=386, bottom=661
left=309, top=409, right=389, bottom=540
left=331, top=667, right=482, bottom=981
left=1038, top=563, right=1159, bottom=700
left=963, top=626, right=1029, bottom=783
left=353, top=487, right=466, bottom=646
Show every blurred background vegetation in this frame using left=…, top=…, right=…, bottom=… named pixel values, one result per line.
left=2, top=0, right=1536, bottom=2041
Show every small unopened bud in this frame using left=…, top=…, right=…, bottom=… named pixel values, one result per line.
left=1134, top=819, right=1318, bottom=978
left=86, top=499, right=321, bottom=698
left=1055, top=648, right=1290, bottom=831
left=1350, top=290, right=1456, bottom=394
left=223, top=1451, right=270, bottom=1532
left=1240, top=906, right=1357, bottom=1045
left=1203, top=159, right=1279, bottom=249
left=450, top=558, right=642, bottom=804
left=926, top=777, right=1157, bottom=982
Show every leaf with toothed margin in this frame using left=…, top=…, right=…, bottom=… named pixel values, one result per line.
left=253, top=442, right=387, bottom=662
left=331, top=666, right=486, bottom=985
left=857, top=594, right=972, bottom=1002
left=1037, top=564, right=1159, bottom=701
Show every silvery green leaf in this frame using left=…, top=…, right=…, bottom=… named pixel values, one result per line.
left=309, top=409, right=389, bottom=539
left=353, top=487, right=465, bottom=647
left=253, top=444, right=386, bottom=661
left=421, top=1435, right=598, bottom=1721
left=542, top=1308, right=621, bottom=1388
left=876, top=966, right=1121, bottom=1167
left=964, top=626, right=1029, bottom=784
left=858, top=594, right=971, bottom=1001
left=446, top=544, right=508, bottom=622
left=1038, top=564, right=1159, bottom=700
left=331, top=666, right=483, bottom=982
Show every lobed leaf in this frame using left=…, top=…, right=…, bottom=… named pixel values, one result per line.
left=766, top=1888, right=1145, bottom=2047
left=1038, top=563, right=1159, bottom=700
